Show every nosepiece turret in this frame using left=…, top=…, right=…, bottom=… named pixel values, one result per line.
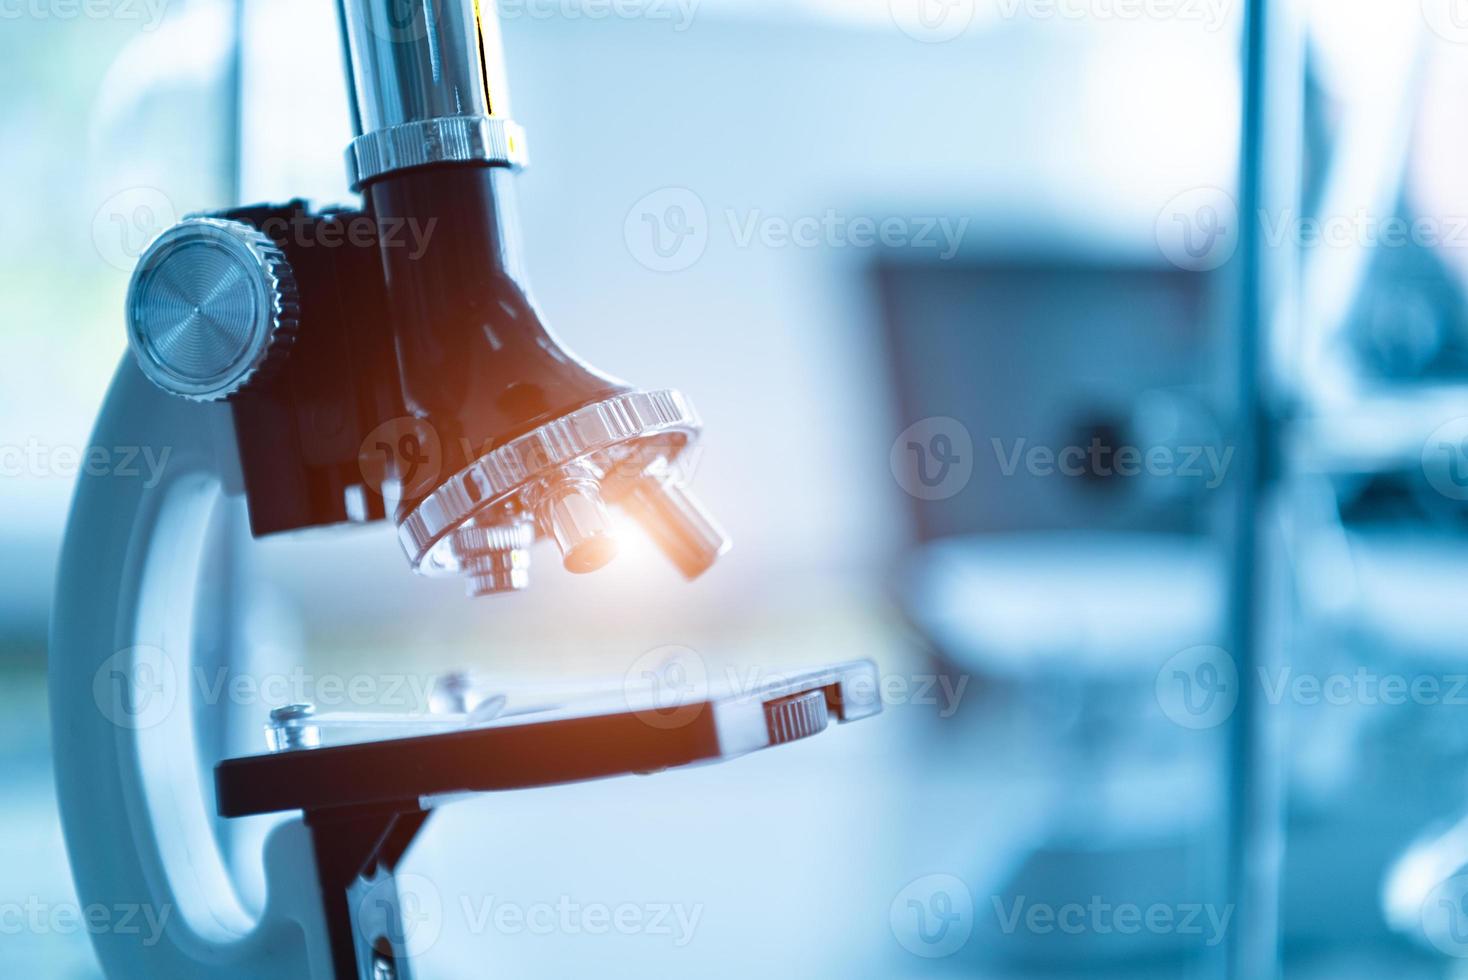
left=400, top=388, right=730, bottom=594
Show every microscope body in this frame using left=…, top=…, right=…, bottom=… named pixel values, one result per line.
left=49, top=3, right=875, bottom=978
left=54, top=3, right=726, bottom=977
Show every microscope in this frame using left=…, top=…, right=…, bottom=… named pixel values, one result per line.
left=49, top=3, right=879, bottom=977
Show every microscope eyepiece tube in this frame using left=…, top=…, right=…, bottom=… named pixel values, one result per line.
left=337, top=0, right=511, bottom=134
left=337, top=0, right=526, bottom=188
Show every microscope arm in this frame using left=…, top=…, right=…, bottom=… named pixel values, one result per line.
left=50, top=361, right=329, bottom=979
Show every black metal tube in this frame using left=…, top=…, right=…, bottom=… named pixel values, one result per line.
left=364, top=165, right=627, bottom=498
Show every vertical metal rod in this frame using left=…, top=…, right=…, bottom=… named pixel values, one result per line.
left=1227, top=0, right=1304, bottom=977
left=336, top=0, right=508, bottom=136
left=226, top=0, right=245, bottom=204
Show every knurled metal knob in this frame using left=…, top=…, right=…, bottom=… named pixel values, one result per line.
left=126, top=217, right=299, bottom=401
left=763, top=690, right=830, bottom=746
left=452, top=522, right=535, bottom=597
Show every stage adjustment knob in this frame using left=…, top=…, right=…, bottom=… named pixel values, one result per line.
left=126, top=217, right=299, bottom=401
left=763, top=690, right=830, bottom=746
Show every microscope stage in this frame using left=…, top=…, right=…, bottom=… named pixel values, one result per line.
left=215, top=659, right=881, bottom=819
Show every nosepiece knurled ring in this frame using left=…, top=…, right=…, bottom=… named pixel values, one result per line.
left=398, top=389, right=702, bottom=575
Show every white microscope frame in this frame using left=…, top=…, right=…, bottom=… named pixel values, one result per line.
left=50, top=361, right=332, bottom=979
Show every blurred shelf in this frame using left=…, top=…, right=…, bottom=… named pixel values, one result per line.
left=1289, top=382, right=1468, bottom=476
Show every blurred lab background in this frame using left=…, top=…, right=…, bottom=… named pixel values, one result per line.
left=7, top=0, right=1468, bottom=977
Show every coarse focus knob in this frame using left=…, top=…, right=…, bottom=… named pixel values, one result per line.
left=126, top=217, right=299, bottom=401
